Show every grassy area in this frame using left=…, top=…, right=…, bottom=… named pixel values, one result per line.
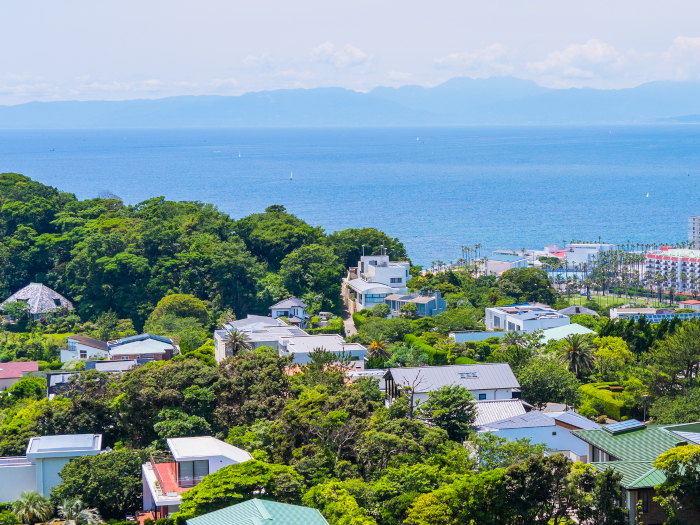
left=565, top=294, right=674, bottom=309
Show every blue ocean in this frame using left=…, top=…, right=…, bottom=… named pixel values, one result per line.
left=1, top=126, right=699, bottom=266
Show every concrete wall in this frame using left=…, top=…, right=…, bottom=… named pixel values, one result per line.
left=412, top=388, right=512, bottom=406
left=0, top=462, right=36, bottom=503
left=35, top=457, right=72, bottom=496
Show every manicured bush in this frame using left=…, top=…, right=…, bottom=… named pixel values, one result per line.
left=353, top=312, right=366, bottom=329
left=455, top=356, right=477, bottom=365
left=580, top=382, right=627, bottom=420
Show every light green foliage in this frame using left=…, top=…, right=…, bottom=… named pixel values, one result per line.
left=0, top=510, right=18, bottom=525
left=400, top=302, right=418, bottom=319
left=0, top=376, right=46, bottom=408
left=654, top=445, right=700, bottom=521
left=303, top=481, right=378, bottom=525
left=517, top=357, right=581, bottom=410
left=579, top=382, right=626, bottom=420
left=417, top=385, right=476, bottom=441
left=12, top=492, right=53, bottom=525
left=145, top=294, right=209, bottom=327
left=593, top=336, right=633, bottom=377
left=153, top=408, right=212, bottom=439
left=177, top=460, right=304, bottom=517
left=226, top=420, right=275, bottom=455
left=471, top=432, right=547, bottom=472
left=51, top=449, right=149, bottom=519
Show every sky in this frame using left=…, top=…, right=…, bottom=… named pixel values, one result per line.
left=1, top=0, right=700, bottom=105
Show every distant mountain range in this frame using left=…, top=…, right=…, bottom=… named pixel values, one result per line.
left=3, top=76, right=700, bottom=128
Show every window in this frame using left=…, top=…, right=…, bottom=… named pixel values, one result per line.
left=390, top=277, right=402, bottom=283
left=178, top=460, right=209, bottom=488
left=640, top=490, right=649, bottom=513
left=68, top=340, right=77, bottom=352
left=53, top=298, right=62, bottom=306
left=121, top=356, right=130, bottom=360
left=80, top=348, right=87, bottom=359
left=493, top=316, right=500, bottom=328
left=364, top=294, right=387, bottom=304
left=552, top=431, right=557, bottom=436
left=478, top=394, right=486, bottom=400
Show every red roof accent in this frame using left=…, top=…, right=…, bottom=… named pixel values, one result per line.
left=660, top=246, right=675, bottom=251
left=0, top=361, right=38, bottom=379
left=672, top=257, right=678, bottom=261
left=646, top=254, right=654, bottom=258
left=663, top=256, right=671, bottom=260
left=680, top=300, right=700, bottom=305
left=682, top=258, right=690, bottom=261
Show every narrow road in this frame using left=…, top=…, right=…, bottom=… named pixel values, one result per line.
left=341, top=298, right=357, bottom=337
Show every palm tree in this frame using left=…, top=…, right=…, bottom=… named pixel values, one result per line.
left=57, top=499, right=103, bottom=525
left=224, top=329, right=252, bottom=357
left=560, top=334, right=595, bottom=379
left=12, top=491, right=53, bottom=525
left=368, top=340, right=390, bottom=360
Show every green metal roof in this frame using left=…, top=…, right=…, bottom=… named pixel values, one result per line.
left=186, top=500, right=329, bottom=525
left=590, top=462, right=666, bottom=489
left=572, top=425, right=687, bottom=461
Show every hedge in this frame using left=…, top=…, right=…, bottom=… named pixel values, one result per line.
left=455, top=356, right=478, bottom=365
left=580, top=382, right=627, bottom=420
left=404, top=334, right=448, bottom=366
left=306, top=326, right=344, bottom=336
left=353, top=312, right=366, bottom=330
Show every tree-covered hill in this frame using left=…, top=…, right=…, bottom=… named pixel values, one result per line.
left=0, top=173, right=406, bottom=329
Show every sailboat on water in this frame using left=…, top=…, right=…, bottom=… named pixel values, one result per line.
left=239, top=152, right=241, bottom=158
left=290, top=171, right=293, bottom=180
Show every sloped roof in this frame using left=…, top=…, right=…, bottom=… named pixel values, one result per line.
left=167, top=436, right=253, bottom=463
left=187, top=499, right=329, bottom=525
left=68, top=335, right=109, bottom=351
left=479, top=410, right=554, bottom=430
left=270, top=297, right=307, bottom=310
left=0, top=361, right=38, bottom=379
left=572, top=425, right=687, bottom=461
left=1, top=283, right=73, bottom=315
left=346, top=278, right=397, bottom=294
left=590, top=461, right=666, bottom=489
left=547, top=411, right=602, bottom=430
left=540, top=323, right=595, bottom=343
left=108, top=333, right=174, bottom=356
left=557, top=305, right=600, bottom=317
left=384, top=363, right=519, bottom=393
left=223, top=315, right=287, bottom=331
left=474, top=399, right=530, bottom=426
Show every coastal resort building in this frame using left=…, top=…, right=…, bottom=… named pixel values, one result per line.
left=186, top=500, right=330, bottom=525
left=0, top=282, right=73, bottom=320
left=574, top=420, right=700, bottom=524
left=646, top=247, right=700, bottom=295
left=0, top=433, right=102, bottom=503
left=143, top=436, right=252, bottom=518
left=344, top=254, right=410, bottom=313
left=485, top=303, right=570, bottom=333
left=269, top=297, right=309, bottom=328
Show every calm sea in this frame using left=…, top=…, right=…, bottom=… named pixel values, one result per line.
left=1, top=126, right=699, bottom=266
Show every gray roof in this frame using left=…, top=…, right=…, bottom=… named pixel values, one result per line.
left=108, top=333, right=174, bottom=356
left=549, top=411, right=602, bottom=430
left=479, top=410, right=555, bottom=430
left=346, top=278, right=397, bottom=293
left=270, top=297, right=307, bottom=309
left=90, top=360, right=138, bottom=372
left=557, top=305, right=600, bottom=317
left=474, top=399, right=530, bottom=426
left=222, top=315, right=287, bottom=331
left=1, top=283, right=73, bottom=315
left=26, top=434, right=102, bottom=457
left=384, top=363, right=520, bottom=393
left=68, top=335, right=109, bottom=351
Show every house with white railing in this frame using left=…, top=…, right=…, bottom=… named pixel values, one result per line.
left=142, top=436, right=253, bottom=518
left=344, top=254, right=410, bottom=312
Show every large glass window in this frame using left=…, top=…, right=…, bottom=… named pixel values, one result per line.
left=178, top=460, right=209, bottom=487
left=494, top=316, right=500, bottom=328
left=364, top=294, right=387, bottom=303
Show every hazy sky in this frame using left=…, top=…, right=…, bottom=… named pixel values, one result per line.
left=2, top=0, right=700, bottom=104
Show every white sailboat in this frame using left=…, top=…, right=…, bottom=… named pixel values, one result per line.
left=646, top=193, right=649, bottom=198
left=290, top=171, right=293, bottom=180
left=239, top=152, right=241, bottom=158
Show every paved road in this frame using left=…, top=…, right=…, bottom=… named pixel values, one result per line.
left=341, top=299, right=357, bottom=337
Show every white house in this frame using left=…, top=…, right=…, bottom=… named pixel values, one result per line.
left=280, top=334, right=367, bottom=364
left=0, top=434, right=102, bottom=503
left=345, top=254, right=410, bottom=312
left=477, top=410, right=601, bottom=461
left=679, top=299, right=700, bottom=311
left=384, top=363, right=521, bottom=407
left=142, top=436, right=253, bottom=518
left=485, top=254, right=528, bottom=276
left=485, top=303, right=570, bottom=333
left=269, top=297, right=309, bottom=328
left=60, top=335, right=110, bottom=362
left=108, top=334, right=176, bottom=361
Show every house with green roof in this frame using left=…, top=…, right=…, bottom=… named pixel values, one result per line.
left=186, top=499, right=329, bottom=525
left=573, top=420, right=700, bottom=524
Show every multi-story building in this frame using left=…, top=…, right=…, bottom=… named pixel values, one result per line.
left=565, top=243, right=616, bottom=266
left=645, top=248, right=700, bottom=294
left=344, top=254, right=410, bottom=312
left=484, top=303, right=570, bottom=333
left=690, top=216, right=700, bottom=249
left=384, top=292, right=446, bottom=318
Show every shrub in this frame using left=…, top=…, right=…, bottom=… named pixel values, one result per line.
left=580, top=382, right=627, bottom=420
left=353, top=312, right=366, bottom=329
left=455, top=356, right=477, bottom=365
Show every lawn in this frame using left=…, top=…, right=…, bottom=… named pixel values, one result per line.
left=564, top=294, right=674, bottom=309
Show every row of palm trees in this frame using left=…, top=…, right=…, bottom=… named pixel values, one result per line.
left=11, top=491, right=101, bottom=525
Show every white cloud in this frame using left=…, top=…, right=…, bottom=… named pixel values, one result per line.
left=311, top=42, right=369, bottom=68
left=435, top=43, right=509, bottom=69
left=209, top=77, right=239, bottom=87
left=243, top=53, right=274, bottom=69
left=528, top=39, right=620, bottom=73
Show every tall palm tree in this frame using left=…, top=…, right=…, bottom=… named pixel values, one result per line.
left=57, top=499, right=103, bottom=525
left=560, top=334, right=595, bottom=379
left=12, top=491, right=53, bottom=525
left=224, top=329, right=252, bottom=357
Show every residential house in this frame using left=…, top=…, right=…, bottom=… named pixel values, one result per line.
left=384, top=292, right=446, bottom=318
left=269, top=297, right=309, bottom=327
left=485, top=303, right=570, bottom=333
left=107, top=333, right=176, bottom=361
left=485, top=254, right=528, bottom=276
left=214, top=315, right=289, bottom=360
left=47, top=360, right=147, bottom=399
left=345, top=254, right=410, bottom=312
left=557, top=305, right=600, bottom=317
left=477, top=410, right=601, bottom=461
left=473, top=398, right=533, bottom=427
left=1, top=283, right=73, bottom=320
left=280, top=334, right=367, bottom=364
left=0, top=433, right=102, bottom=502
left=142, top=436, right=253, bottom=518
left=679, top=299, right=700, bottom=311
left=384, top=363, right=522, bottom=407
left=0, top=361, right=39, bottom=390
left=186, top=499, right=330, bottom=525
left=60, top=335, right=109, bottom=362
left=573, top=420, right=700, bottom=524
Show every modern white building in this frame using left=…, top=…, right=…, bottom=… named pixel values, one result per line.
left=60, top=335, right=110, bottom=362
left=477, top=410, right=601, bottom=461
left=0, top=434, right=102, bottom=502
left=345, top=254, right=410, bottom=312
left=485, top=303, right=570, bottom=333
left=107, top=334, right=176, bottom=361
left=485, top=254, right=528, bottom=275
left=280, top=334, right=367, bottom=364
left=384, top=363, right=521, bottom=407
left=269, top=297, right=309, bottom=328
left=142, top=436, right=253, bottom=518
left=645, top=248, right=700, bottom=294
left=690, top=216, right=700, bottom=249
left=565, top=243, right=616, bottom=266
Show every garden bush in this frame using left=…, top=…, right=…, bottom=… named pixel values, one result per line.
left=580, top=382, right=627, bottom=420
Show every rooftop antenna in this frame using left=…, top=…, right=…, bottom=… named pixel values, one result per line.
left=382, top=242, right=385, bottom=256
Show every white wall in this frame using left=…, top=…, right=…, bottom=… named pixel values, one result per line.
left=36, top=457, right=73, bottom=496
left=412, top=388, right=512, bottom=407
left=0, top=463, right=36, bottom=503
left=60, top=342, right=108, bottom=363
left=486, top=426, right=590, bottom=457
left=0, top=377, right=22, bottom=391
